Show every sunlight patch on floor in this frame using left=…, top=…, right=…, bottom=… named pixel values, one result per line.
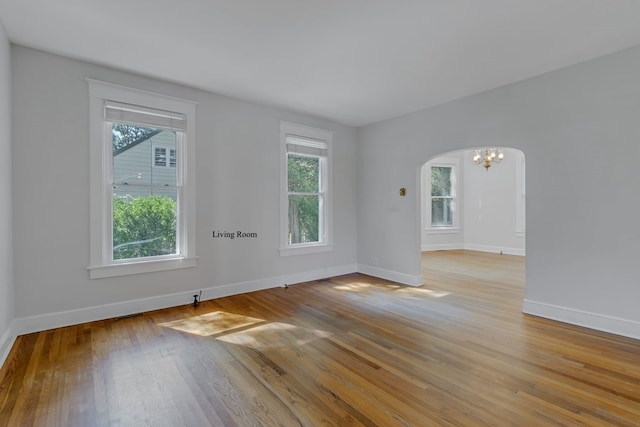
left=333, top=281, right=402, bottom=291
left=396, top=287, right=451, bottom=298
left=159, top=311, right=264, bottom=337
left=160, top=311, right=333, bottom=349
left=333, top=282, right=372, bottom=291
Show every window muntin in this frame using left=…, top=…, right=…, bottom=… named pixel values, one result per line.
left=88, top=79, right=197, bottom=278
left=280, top=121, right=333, bottom=255
left=431, top=165, right=455, bottom=227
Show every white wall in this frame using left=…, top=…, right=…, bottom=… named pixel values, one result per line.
left=10, top=46, right=358, bottom=332
left=358, top=45, right=640, bottom=339
left=462, top=148, right=525, bottom=255
left=421, top=149, right=525, bottom=255
left=0, top=20, right=14, bottom=363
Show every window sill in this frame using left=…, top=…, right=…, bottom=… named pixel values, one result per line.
left=426, top=227, right=460, bottom=235
left=88, top=256, right=197, bottom=279
left=279, top=243, right=333, bottom=257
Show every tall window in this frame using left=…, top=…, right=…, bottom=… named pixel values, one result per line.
left=88, top=80, right=197, bottom=278
left=111, top=122, right=179, bottom=260
left=280, top=121, right=333, bottom=255
left=515, top=151, right=526, bottom=236
left=430, top=165, right=455, bottom=227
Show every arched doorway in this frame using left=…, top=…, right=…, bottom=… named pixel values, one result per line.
left=420, top=147, right=526, bottom=283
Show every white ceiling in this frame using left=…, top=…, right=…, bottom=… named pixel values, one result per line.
left=2, top=1, right=640, bottom=127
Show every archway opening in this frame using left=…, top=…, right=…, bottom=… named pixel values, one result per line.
left=419, top=147, right=526, bottom=290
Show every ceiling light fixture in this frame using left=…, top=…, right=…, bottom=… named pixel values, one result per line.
left=473, top=148, right=504, bottom=171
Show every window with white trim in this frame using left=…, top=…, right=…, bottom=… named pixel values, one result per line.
left=88, top=79, right=197, bottom=279
left=427, top=159, right=459, bottom=230
left=515, top=150, right=526, bottom=236
left=280, top=121, right=333, bottom=256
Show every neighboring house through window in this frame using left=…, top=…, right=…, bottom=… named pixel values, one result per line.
left=280, top=121, right=333, bottom=256
left=88, top=79, right=197, bottom=278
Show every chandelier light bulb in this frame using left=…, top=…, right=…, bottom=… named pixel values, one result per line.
left=473, top=148, right=505, bottom=171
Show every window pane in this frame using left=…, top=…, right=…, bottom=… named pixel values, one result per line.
left=112, top=189, right=177, bottom=260
left=288, top=154, right=319, bottom=192
left=154, top=147, right=166, bottom=167
left=431, top=166, right=452, bottom=197
left=112, top=124, right=176, bottom=186
left=432, top=198, right=453, bottom=226
left=288, top=194, right=320, bottom=244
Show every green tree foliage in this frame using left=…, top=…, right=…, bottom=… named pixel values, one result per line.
left=112, top=195, right=177, bottom=259
left=288, top=154, right=320, bottom=243
left=112, top=124, right=157, bottom=152
left=431, top=166, right=452, bottom=196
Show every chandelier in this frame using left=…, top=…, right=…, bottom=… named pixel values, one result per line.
left=473, top=148, right=504, bottom=171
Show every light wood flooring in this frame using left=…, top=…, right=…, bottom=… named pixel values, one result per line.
left=1, top=250, right=639, bottom=426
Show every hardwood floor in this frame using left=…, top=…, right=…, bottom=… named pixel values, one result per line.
left=1, top=250, right=639, bottom=426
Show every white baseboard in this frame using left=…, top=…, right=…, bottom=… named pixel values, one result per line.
left=421, top=244, right=463, bottom=251
left=463, top=244, right=525, bottom=256
left=13, top=264, right=358, bottom=336
left=523, top=299, right=640, bottom=341
left=0, top=322, right=16, bottom=370
left=357, top=264, right=423, bottom=287
left=420, top=243, right=525, bottom=256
